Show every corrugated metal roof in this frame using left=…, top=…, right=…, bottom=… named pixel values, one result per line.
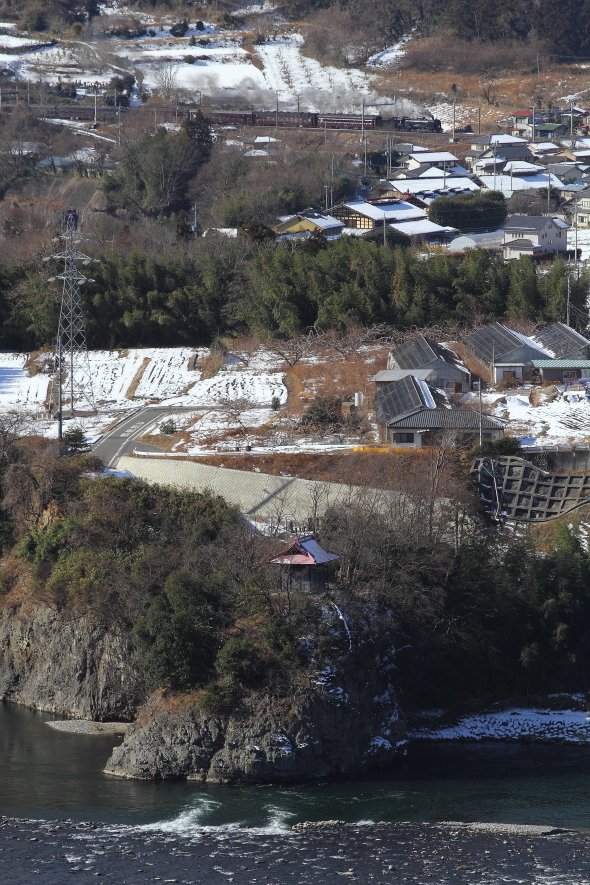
left=387, top=409, right=505, bottom=429
left=374, top=374, right=434, bottom=424
left=532, top=360, right=590, bottom=368
left=464, top=323, right=550, bottom=364
left=266, top=535, right=340, bottom=565
left=531, top=322, right=590, bottom=359
left=372, top=369, right=431, bottom=382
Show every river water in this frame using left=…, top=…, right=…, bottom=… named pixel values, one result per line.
left=4, top=700, right=590, bottom=830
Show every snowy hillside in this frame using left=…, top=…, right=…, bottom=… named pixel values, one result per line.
left=0, top=10, right=403, bottom=113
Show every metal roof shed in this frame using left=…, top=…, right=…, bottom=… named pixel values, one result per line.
left=531, top=322, right=590, bottom=360
left=387, top=336, right=470, bottom=392
left=265, top=535, right=340, bottom=594
left=463, top=323, right=549, bottom=381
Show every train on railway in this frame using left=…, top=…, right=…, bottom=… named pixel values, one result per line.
left=0, top=102, right=443, bottom=132
left=204, top=109, right=442, bottom=132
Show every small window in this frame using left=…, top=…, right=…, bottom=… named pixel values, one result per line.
left=399, top=433, right=415, bottom=443
left=564, top=370, right=578, bottom=380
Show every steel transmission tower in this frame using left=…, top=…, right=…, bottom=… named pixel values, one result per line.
left=46, top=211, right=97, bottom=441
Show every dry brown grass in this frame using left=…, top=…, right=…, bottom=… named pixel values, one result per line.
left=183, top=449, right=460, bottom=495
left=451, top=341, right=493, bottom=384
left=125, top=356, right=150, bottom=399
left=283, top=346, right=389, bottom=416
left=373, top=52, right=590, bottom=128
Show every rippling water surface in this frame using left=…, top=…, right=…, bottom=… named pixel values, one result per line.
left=3, top=700, right=590, bottom=829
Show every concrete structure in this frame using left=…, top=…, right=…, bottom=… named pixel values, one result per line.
left=116, top=455, right=403, bottom=533
left=471, top=455, right=590, bottom=522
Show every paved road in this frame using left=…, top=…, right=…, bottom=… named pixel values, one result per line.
left=92, top=407, right=173, bottom=468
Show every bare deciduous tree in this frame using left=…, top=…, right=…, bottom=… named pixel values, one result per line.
left=154, top=62, right=178, bottom=98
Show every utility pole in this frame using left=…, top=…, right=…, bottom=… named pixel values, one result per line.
left=452, top=98, right=456, bottom=141
left=575, top=196, right=579, bottom=278
left=567, top=274, right=571, bottom=326
left=275, top=92, right=279, bottom=130
left=478, top=102, right=481, bottom=135
left=45, top=211, right=97, bottom=427
left=324, top=185, right=329, bottom=212
left=478, top=379, right=483, bottom=447
left=361, top=99, right=365, bottom=140
left=364, top=135, right=367, bottom=175
left=383, top=209, right=387, bottom=246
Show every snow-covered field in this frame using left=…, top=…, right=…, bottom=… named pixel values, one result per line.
left=410, top=703, right=590, bottom=743
left=426, top=102, right=477, bottom=132
left=466, top=390, right=590, bottom=448
left=0, top=8, right=410, bottom=113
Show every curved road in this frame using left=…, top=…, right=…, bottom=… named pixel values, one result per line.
left=92, top=407, right=173, bottom=468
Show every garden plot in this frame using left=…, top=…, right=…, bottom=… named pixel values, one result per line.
left=163, top=370, right=287, bottom=407
left=0, top=353, right=49, bottom=409
left=426, top=102, right=476, bottom=132
left=255, top=35, right=373, bottom=111
left=466, top=390, right=590, bottom=447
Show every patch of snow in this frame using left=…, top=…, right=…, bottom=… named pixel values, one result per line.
left=366, top=35, right=411, bottom=69
left=410, top=707, right=590, bottom=743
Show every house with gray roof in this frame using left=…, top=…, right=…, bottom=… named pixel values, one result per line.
left=502, top=215, right=568, bottom=259
left=374, top=374, right=504, bottom=447
left=384, top=335, right=471, bottom=393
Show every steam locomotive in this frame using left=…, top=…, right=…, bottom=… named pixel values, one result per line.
left=204, top=109, right=442, bottom=132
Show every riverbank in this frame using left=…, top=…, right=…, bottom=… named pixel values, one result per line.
left=46, top=720, right=130, bottom=735
left=2, top=816, right=589, bottom=884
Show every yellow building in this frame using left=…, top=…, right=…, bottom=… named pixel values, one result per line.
left=274, top=211, right=344, bottom=239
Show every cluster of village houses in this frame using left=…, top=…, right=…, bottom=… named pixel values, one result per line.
left=372, top=321, right=590, bottom=447
left=266, top=121, right=590, bottom=257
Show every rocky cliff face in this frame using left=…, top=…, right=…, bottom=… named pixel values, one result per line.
left=0, top=598, right=144, bottom=720
left=105, top=668, right=406, bottom=783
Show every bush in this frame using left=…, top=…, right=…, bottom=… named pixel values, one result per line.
left=468, top=436, right=523, bottom=459
left=201, top=678, right=240, bottom=714
left=134, top=571, right=230, bottom=691
left=300, top=396, right=342, bottom=429
left=215, top=637, right=265, bottom=685
left=428, top=191, right=506, bottom=232
left=170, top=20, right=189, bottom=37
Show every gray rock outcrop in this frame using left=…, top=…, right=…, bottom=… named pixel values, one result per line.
left=0, top=598, right=144, bottom=720
left=104, top=669, right=405, bottom=782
